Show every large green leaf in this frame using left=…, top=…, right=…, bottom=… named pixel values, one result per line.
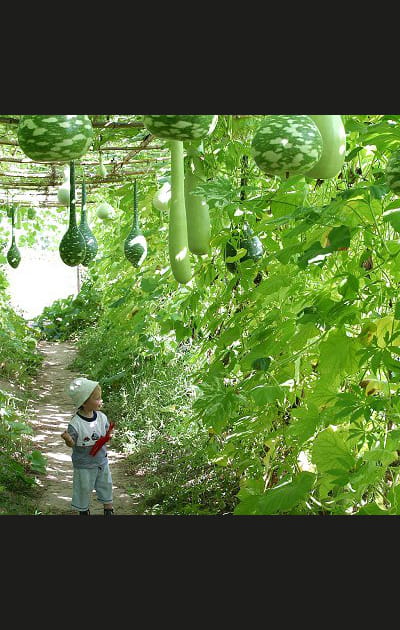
left=311, top=428, right=356, bottom=476
left=233, top=472, right=315, bottom=515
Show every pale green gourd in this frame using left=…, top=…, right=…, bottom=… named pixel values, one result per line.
left=305, top=115, right=346, bottom=179
left=184, top=140, right=210, bottom=256
left=169, top=140, right=192, bottom=284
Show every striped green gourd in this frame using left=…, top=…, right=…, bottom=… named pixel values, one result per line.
left=224, top=157, right=263, bottom=273
left=169, top=140, right=192, bottom=284
left=124, top=180, right=148, bottom=268
left=6, top=205, right=21, bottom=269
left=59, top=161, right=87, bottom=266
left=17, top=115, right=93, bottom=163
left=79, top=179, right=98, bottom=266
left=251, top=115, right=323, bottom=177
left=142, top=115, right=218, bottom=141
left=386, top=149, right=400, bottom=195
left=184, top=140, right=210, bottom=255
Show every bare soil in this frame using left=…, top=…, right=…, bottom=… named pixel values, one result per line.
left=29, top=340, right=144, bottom=515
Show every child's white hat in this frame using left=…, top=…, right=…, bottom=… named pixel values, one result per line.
left=67, top=377, right=99, bottom=408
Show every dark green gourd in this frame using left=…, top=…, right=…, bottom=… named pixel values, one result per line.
left=225, top=223, right=263, bottom=273
left=224, top=157, right=263, bottom=273
left=79, top=179, right=98, bottom=266
left=124, top=179, right=147, bottom=267
left=59, top=160, right=86, bottom=266
left=6, top=205, right=21, bottom=269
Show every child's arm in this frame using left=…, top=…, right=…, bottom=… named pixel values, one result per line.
left=61, top=430, right=75, bottom=447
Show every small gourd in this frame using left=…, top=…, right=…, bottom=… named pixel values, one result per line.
left=79, top=180, right=98, bottom=266
left=224, top=223, right=263, bottom=273
left=124, top=180, right=148, bottom=267
left=152, top=181, right=171, bottom=212
left=57, top=165, right=70, bottom=206
left=98, top=152, right=107, bottom=177
left=59, top=161, right=87, bottom=266
left=6, top=205, right=21, bottom=269
left=96, top=201, right=115, bottom=220
left=385, top=149, right=400, bottom=195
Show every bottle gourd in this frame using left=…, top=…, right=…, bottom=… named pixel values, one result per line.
left=124, top=179, right=148, bottom=268
left=6, top=205, right=21, bottom=269
left=79, top=179, right=98, bottom=266
left=59, top=161, right=87, bottom=266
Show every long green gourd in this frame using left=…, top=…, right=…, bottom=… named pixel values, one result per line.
left=79, top=179, right=98, bottom=266
left=184, top=140, right=210, bottom=255
left=124, top=179, right=148, bottom=267
left=169, top=140, right=192, bottom=284
left=59, top=160, right=87, bottom=266
left=6, top=205, right=21, bottom=269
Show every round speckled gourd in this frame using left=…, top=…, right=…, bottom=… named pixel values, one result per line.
left=251, top=115, right=323, bottom=177
left=142, top=115, right=218, bottom=141
left=17, top=115, right=94, bottom=163
left=79, top=180, right=98, bottom=266
left=386, top=150, right=400, bottom=195
left=59, top=161, right=87, bottom=266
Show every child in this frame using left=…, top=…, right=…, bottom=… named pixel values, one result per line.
left=61, top=377, right=115, bottom=516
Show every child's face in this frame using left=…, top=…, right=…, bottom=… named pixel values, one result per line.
left=82, top=385, right=103, bottom=412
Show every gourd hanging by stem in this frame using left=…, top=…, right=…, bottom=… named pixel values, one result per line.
left=124, top=179, right=148, bottom=268
left=224, top=155, right=263, bottom=273
left=184, top=139, right=211, bottom=256
left=168, top=140, right=192, bottom=284
left=59, top=160, right=87, bottom=267
left=79, top=177, right=98, bottom=266
left=6, top=204, right=21, bottom=269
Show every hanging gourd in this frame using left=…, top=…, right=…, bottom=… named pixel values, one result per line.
left=17, top=115, right=93, bottom=163
left=184, top=140, right=210, bottom=255
left=124, top=180, right=148, bottom=268
left=59, top=161, right=87, bottom=266
left=152, top=180, right=171, bottom=212
left=225, top=156, right=263, bottom=273
left=305, top=115, right=346, bottom=179
left=224, top=223, right=263, bottom=273
left=6, top=205, right=21, bottom=269
left=142, top=115, right=218, bottom=141
left=79, top=179, right=98, bottom=266
left=57, top=164, right=70, bottom=206
left=98, top=152, right=107, bottom=177
left=96, top=201, right=115, bottom=220
left=251, top=115, right=323, bottom=177
left=385, top=150, right=400, bottom=195
left=168, top=140, right=192, bottom=284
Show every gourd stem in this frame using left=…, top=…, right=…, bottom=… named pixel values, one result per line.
left=81, top=178, right=86, bottom=223
left=133, top=179, right=139, bottom=230
left=69, top=160, right=77, bottom=227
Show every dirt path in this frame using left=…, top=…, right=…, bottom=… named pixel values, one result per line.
left=29, top=340, right=142, bottom=515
